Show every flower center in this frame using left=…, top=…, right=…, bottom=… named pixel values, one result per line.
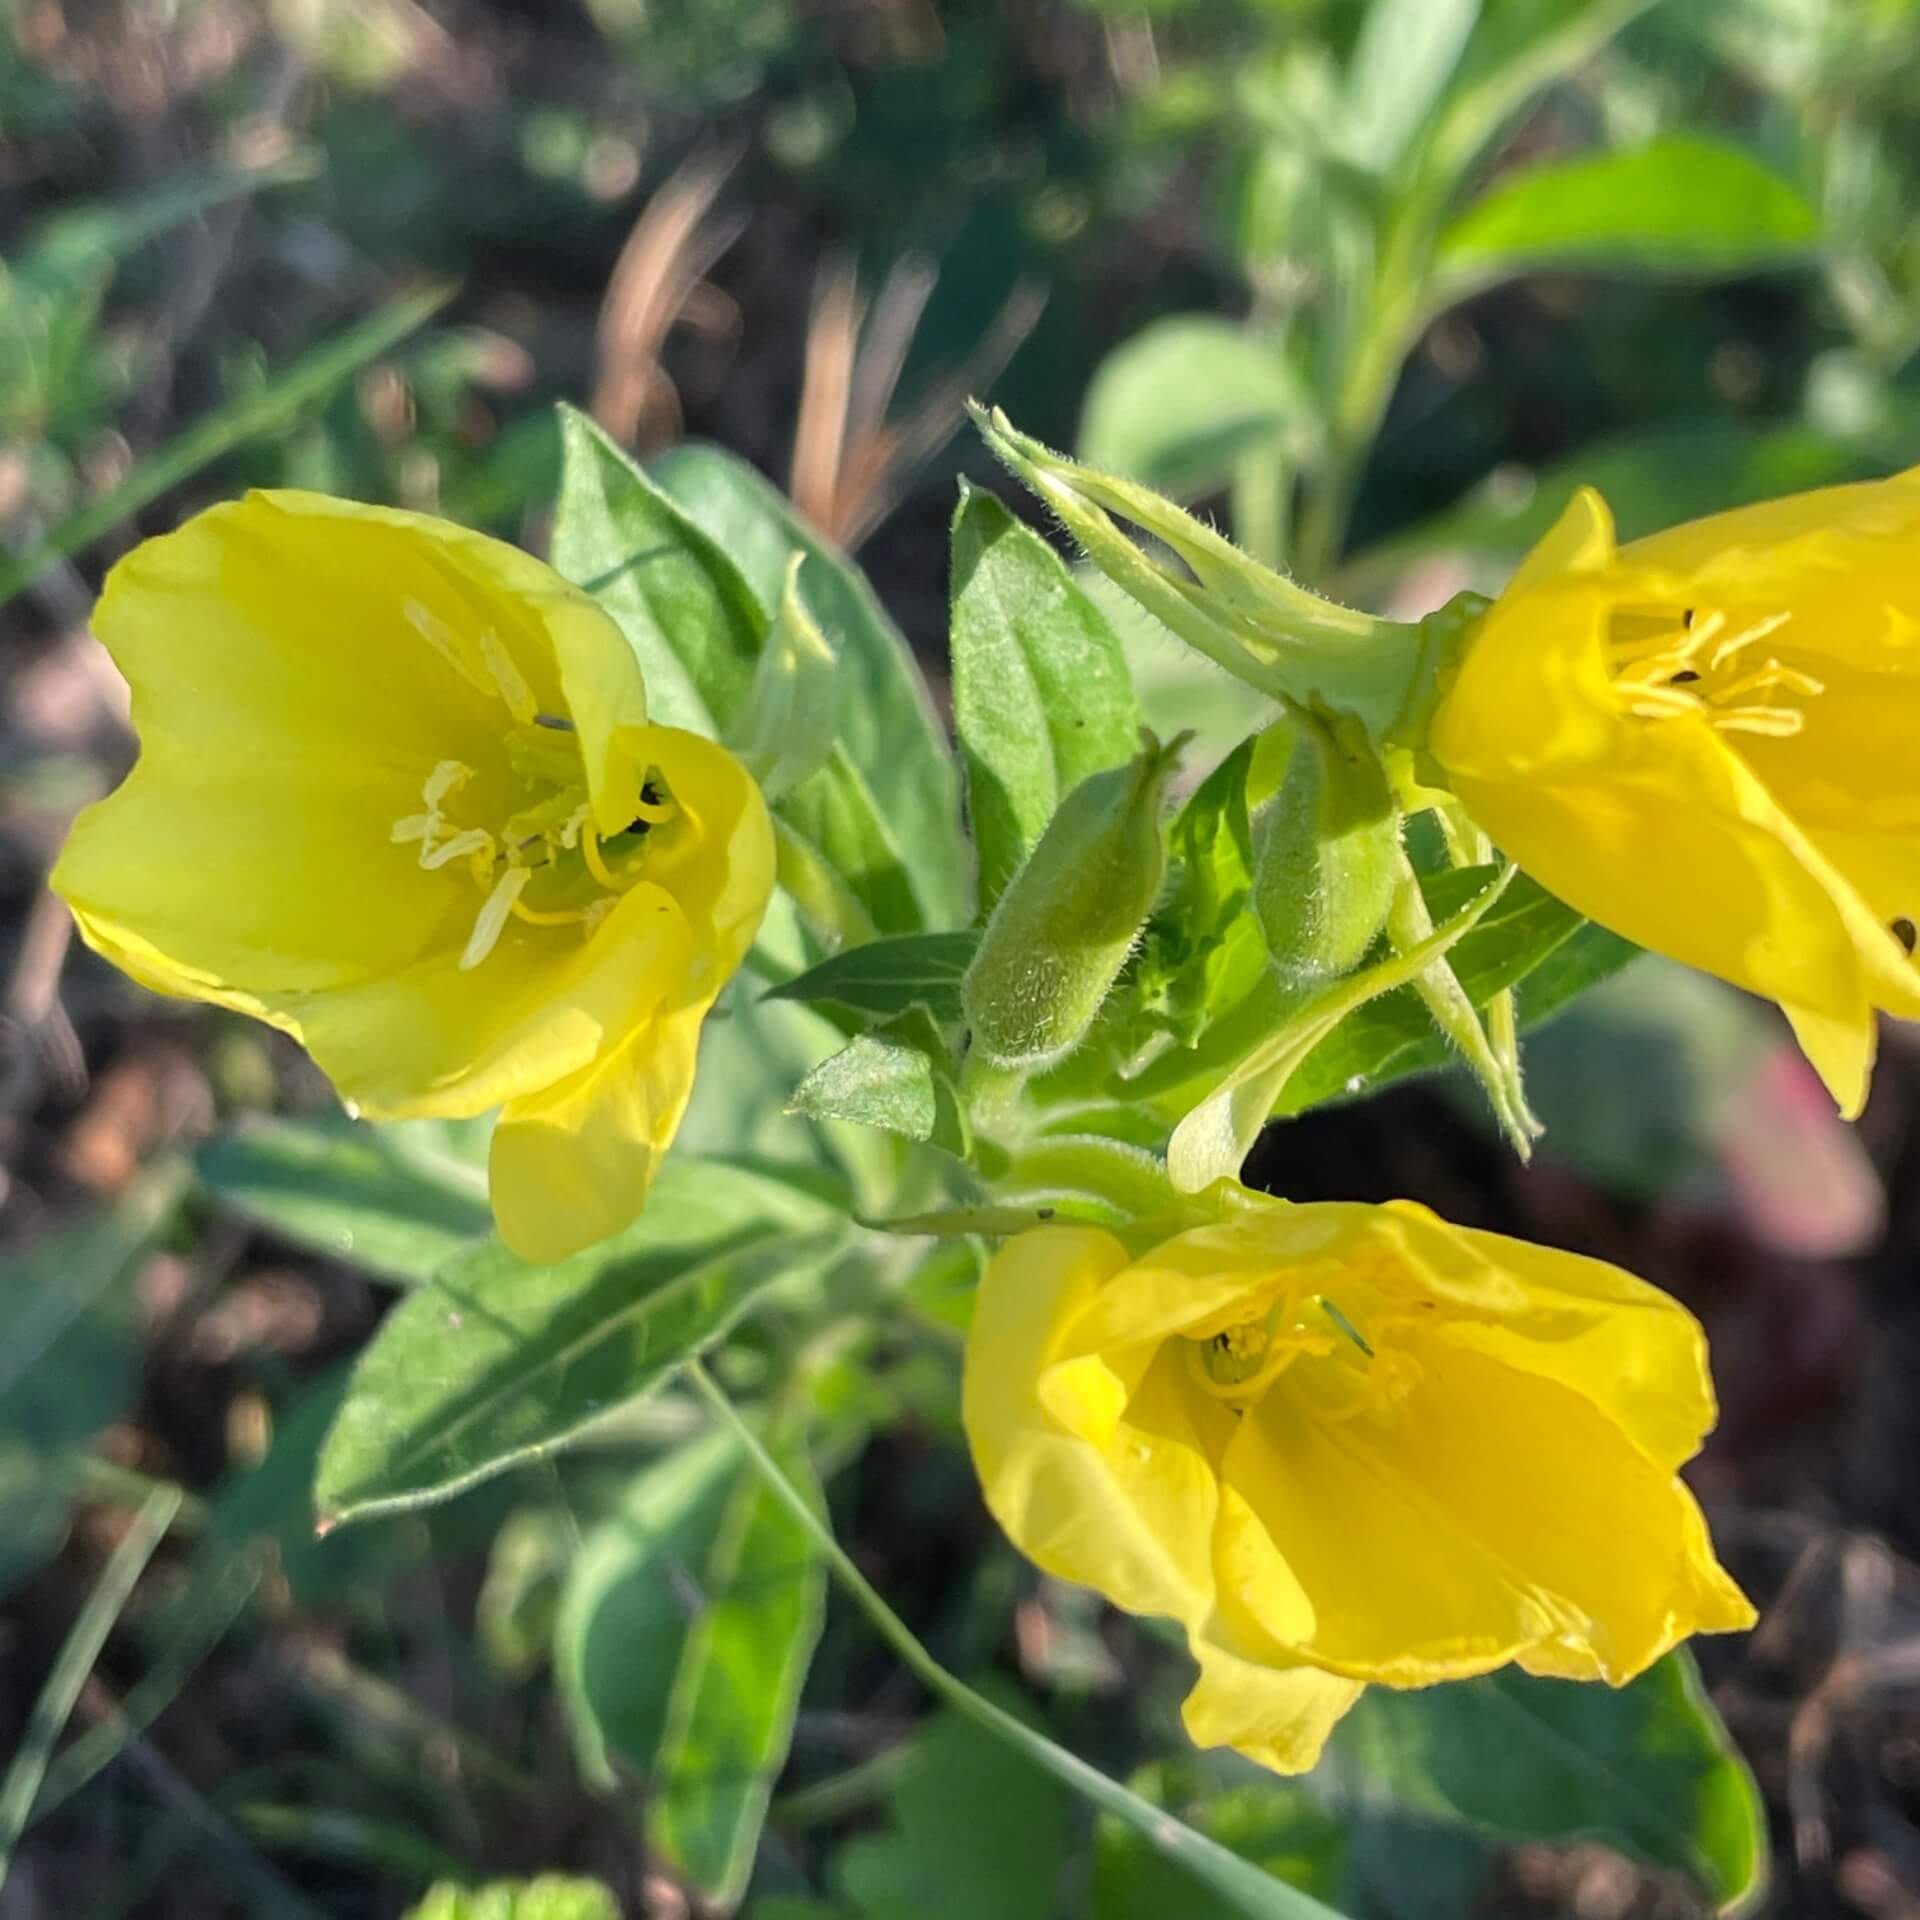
left=1186, top=1289, right=1386, bottom=1410
left=1609, top=604, right=1821, bottom=739
left=389, top=721, right=679, bottom=970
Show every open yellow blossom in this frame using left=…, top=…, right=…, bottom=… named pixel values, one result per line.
left=54, top=491, right=774, bottom=1264
left=963, top=1198, right=1752, bottom=1775
left=1430, top=475, right=1920, bottom=1117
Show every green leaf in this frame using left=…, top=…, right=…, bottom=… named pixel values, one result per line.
left=949, top=486, right=1142, bottom=911
left=550, top=404, right=766, bottom=734
left=1078, top=317, right=1310, bottom=502
left=553, top=1420, right=825, bottom=1909
left=764, top=931, right=978, bottom=1024
left=731, top=555, right=844, bottom=801
left=1093, top=1760, right=1348, bottom=1920
left=652, top=442, right=969, bottom=931
left=0, top=1162, right=186, bottom=1598
left=1136, top=733, right=1278, bottom=1045
left=1131, top=868, right=1636, bottom=1119
left=195, top=1115, right=491, bottom=1285
left=781, top=747, right=926, bottom=937
left=836, top=1693, right=1073, bottom=1920
left=1323, top=1653, right=1767, bottom=1909
left=313, top=1161, right=840, bottom=1526
left=790, top=1015, right=964, bottom=1152
left=1273, top=883, right=1639, bottom=1117
left=402, top=1877, right=621, bottom=1920
left=0, top=283, right=454, bottom=609
left=1435, top=136, right=1820, bottom=300
left=648, top=1427, right=828, bottom=1906
left=1343, top=0, right=1480, bottom=173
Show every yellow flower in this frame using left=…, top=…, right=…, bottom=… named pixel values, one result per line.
left=1429, top=476, right=1920, bottom=1117
left=963, top=1198, right=1752, bottom=1775
left=54, top=491, right=774, bottom=1264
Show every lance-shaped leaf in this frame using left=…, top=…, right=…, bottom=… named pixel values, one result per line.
left=765, top=930, right=978, bottom=1023
left=653, top=441, right=969, bottom=931
left=728, top=555, right=841, bottom=802
left=1434, top=136, right=1819, bottom=304
left=550, top=405, right=764, bottom=734
left=314, top=1162, right=841, bottom=1526
left=949, top=486, right=1141, bottom=910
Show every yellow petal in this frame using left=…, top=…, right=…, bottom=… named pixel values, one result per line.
left=1375, top=1204, right=1722, bottom=1474
left=1180, top=1637, right=1365, bottom=1776
left=1445, top=733, right=1888, bottom=1108
left=1619, top=469, right=1920, bottom=578
left=53, top=490, right=643, bottom=1001
left=293, top=880, right=693, bottom=1118
left=964, top=1229, right=1224, bottom=1628
left=488, top=996, right=705, bottom=1264
left=623, top=726, right=777, bottom=982
left=1212, top=1338, right=1754, bottom=1686
left=1505, top=486, right=1617, bottom=594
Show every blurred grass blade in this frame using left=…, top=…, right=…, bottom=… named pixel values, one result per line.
left=0, top=1483, right=178, bottom=1891
left=683, top=1361, right=1350, bottom=1920
left=30, top=1548, right=263, bottom=1826
left=0, top=281, right=454, bottom=610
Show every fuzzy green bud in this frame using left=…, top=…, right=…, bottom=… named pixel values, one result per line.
left=963, top=731, right=1186, bottom=1068
left=1250, top=724, right=1399, bottom=985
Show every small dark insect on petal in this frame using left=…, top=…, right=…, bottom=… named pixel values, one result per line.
left=1893, top=916, right=1917, bottom=956
left=1671, top=669, right=1701, bottom=685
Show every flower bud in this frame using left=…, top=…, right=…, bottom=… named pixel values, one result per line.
left=963, top=731, right=1186, bottom=1068
left=1250, top=724, right=1399, bottom=985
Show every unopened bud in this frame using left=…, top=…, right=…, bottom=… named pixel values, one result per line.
left=963, top=731, right=1186, bottom=1068
left=1251, top=725, right=1399, bottom=985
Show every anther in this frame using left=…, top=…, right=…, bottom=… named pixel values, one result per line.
left=461, top=866, right=531, bottom=970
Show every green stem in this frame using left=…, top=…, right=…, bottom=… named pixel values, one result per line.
left=995, top=1134, right=1177, bottom=1218
left=681, top=1360, right=1341, bottom=1920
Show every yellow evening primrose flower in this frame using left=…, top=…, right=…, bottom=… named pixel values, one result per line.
left=963, top=1197, right=1753, bottom=1775
left=53, top=491, right=775, bottom=1265
left=1429, top=474, right=1920, bottom=1118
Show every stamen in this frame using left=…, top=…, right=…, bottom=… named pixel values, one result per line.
left=1712, top=707, right=1806, bottom=738
left=423, top=760, right=471, bottom=807
left=1710, top=661, right=1824, bottom=703
left=460, top=865, right=531, bottom=970
left=479, top=630, right=538, bottom=725
left=419, top=827, right=495, bottom=870
left=1708, top=610, right=1791, bottom=670
left=1628, top=689, right=1704, bottom=720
